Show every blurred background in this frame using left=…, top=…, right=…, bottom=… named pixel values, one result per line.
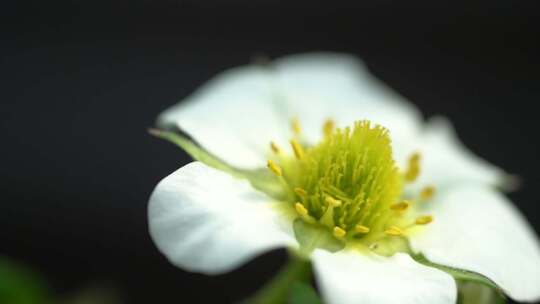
left=2, top=1, right=540, bottom=303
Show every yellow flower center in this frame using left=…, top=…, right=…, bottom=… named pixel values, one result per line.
left=267, top=119, right=435, bottom=253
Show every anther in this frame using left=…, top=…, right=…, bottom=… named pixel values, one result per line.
left=333, top=226, right=347, bottom=238
left=323, top=119, right=335, bottom=138
left=295, top=202, right=308, bottom=216
left=405, top=152, right=421, bottom=182
left=290, top=139, right=305, bottom=159
left=294, top=187, right=307, bottom=197
left=354, top=224, right=370, bottom=234
left=325, top=196, right=342, bottom=207
left=415, top=215, right=433, bottom=225
left=390, top=200, right=410, bottom=211
left=295, top=202, right=316, bottom=224
left=384, top=226, right=404, bottom=236
left=420, top=186, right=435, bottom=201
left=291, top=117, right=302, bottom=135
left=270, top=141, right=281, bottom=154
left=267, top=160, right=282, bottom=176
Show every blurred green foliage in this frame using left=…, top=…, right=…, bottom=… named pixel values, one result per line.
left=0, top=257, right=52, bottom=304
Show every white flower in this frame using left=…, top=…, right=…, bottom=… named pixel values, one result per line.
left=148, top=53, right=540, bottom=303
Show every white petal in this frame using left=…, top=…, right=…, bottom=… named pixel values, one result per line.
left=274, top=53, right=423, bottom=145
left=410, top=185, right=540, bottom=302
left=312, top=250, right=456, bottom=304
left=157, top=66, right=290, bottom=169
left=148, top=161, right=296, bottom=274
left=157, top=53, right=423, bottom=169
left=394, top=116, right=506, bottom=190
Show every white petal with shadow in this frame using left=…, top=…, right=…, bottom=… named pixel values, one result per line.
left=394, top=116, right=506, bottom=191
left=148, top=161, right=296, bottom=274
left=274, top=53, right=423, bottom=145
left=410, top=185, right=540, bottom=302
left=157, top=66, right=290, bottom=169
left=158, top=53, right=423, bottom=169
left=312, top=249, right=456, bottom=304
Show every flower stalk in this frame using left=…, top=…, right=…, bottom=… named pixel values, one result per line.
left=247, top=254, right=312, bottom=304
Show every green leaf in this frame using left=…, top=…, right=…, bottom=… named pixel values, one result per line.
left=288, top=282, right=323, bottom=304
left=293, top=220, right=344, bottom=254
left=413, top=254, right=504, bottom=296
left=0, top=257, right=52, bottom=304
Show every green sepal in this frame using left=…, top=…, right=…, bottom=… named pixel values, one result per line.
left=288, top=282, right=323, bottom=304
left=149, top=129, right=285, bottom=197
left=457, top=281, right=507, bottom=304
left=293, top=219, right=344, bottom=254
left=413, top=254, right=505, bottom=299
left=149, top=129, right=235, bottom=174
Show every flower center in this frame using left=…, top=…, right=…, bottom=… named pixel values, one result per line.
left=267, top=119, right=435, bottom=253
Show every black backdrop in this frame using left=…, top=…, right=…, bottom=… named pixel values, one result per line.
left=2, top=1, right=540, bottom=303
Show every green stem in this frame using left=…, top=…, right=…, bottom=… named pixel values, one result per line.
left=247, top=254, right=312, bottom=304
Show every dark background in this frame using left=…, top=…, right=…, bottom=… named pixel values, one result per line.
left=2, top=1, right=540, bottom=303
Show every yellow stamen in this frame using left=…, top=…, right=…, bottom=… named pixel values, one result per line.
left=384, top=226, right=404, bottom=236
left=415, top=215, right=433, bottom=225
left=354, top=224, right=370, bottom=234
left=323, top=119, right=335, bottom=137
left=295, top=202, right=316, bottom=224
left=267, top=159, right=282, bottom=176
left=291, top=117, right=302, bottom=135
left=325, top=196, right=342, bottom=207
left=390, top=200, right=410, bottom=211
left=420, top=186, right=436, bottom=201
left=270, top=141, right=281, bottom=154
left=405, top=152, right=421, bottom=182
left=405, top=167, right=419, bottom=182
left=294, top=187, right=307, bottom=197
left=410, top=152, right=421, bottom=163
left=290, top=139, right=305, bottom=159
left=295, top=202, right=308, bottom=216
left=333, top=226, right=347, bottom=238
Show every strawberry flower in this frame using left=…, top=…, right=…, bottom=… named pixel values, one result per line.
left=148, top=53, right=540, bottom=303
